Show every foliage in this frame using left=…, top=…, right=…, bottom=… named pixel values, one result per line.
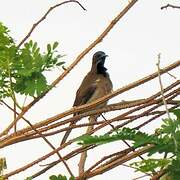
left=77, top=109, right=180, bottom=179
left=0, top=22, right=65, bottom=99
left=76, top=126, right=158, bottom=147
left=25, top=177, right=33, bottom=180
left=130, top=158, right=171, bottom=173
left=0, top=158, right=6, bottom=176
left=49, top=174, right=75, bottom=180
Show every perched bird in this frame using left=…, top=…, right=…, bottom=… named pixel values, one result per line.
left=60, top=51, right=113, bottom=145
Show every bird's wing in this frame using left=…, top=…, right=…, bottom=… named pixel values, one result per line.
left=73, top=84, right=96, bottom=106
left=61, top=81, right=96, bottom=145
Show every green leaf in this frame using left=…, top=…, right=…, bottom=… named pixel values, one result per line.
left=76, top=127, right=158, bottom=147
left=170, top=109, right=180, bottom=120
left=47, top=44, right=51, bottom=52
left=14, top=73, right=48, bottom=97
left=49, top=175, right=58, bottom=180
left=49, top=174, right=67, bottom=180
left=130, top=158, right=171, bottom=173
left=25, top=177, right=33, bottom=180
left=56, top=61, right=65, bottom=66
left=29, top=40, right=33, bottom=47
left=53, top=41, right=59, bottom=50
left=0, top=23, right=65, bottom=99
left=69, top=177, right=75, bottom=180
left=167, top=158, right=180, bottom=180
left=32, top=42, right=37, bottom=52
left=0, top=157, right=7, bottom=175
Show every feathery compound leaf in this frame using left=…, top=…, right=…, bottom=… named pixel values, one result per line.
left=0, top=23, right=65, bottom=98
left=130, top=158, right=171, bottom=173
left=76, top=127, right=158, bottom=146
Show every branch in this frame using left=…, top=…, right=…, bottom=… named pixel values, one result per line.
left=78, top=115, right=98, bottom=175
left=156, top=54, right=178, bottom=153
left=91, top=87, right=179, bottom=135
left=150, top=169, right=166, bottom=180
left=156, top=54, right=170, bottom=118
left=85, top=148, right=133, bottom=173
left=3, top=140, right=91, bottom=179
left=78, top=145, right=154, bottom=179
left=161, top=4, right=180, bottom=10
left=1, top=101, right=74, bottom=177
left=17, top=0, right=86, bottom=48
left=135, top=104, right=180, bottom=130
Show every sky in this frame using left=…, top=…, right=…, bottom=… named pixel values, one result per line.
left=0, top=0, right=180, bottom=179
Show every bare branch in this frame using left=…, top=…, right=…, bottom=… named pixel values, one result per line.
left=161, top=4, right=180, bottom=10
left=78, top=115, right=98, bottom=175
left=78, top=145, right=154, bottom=179
left=156, top=53, right=171, bottom=119
left=17, top=0, right=86, bottom=48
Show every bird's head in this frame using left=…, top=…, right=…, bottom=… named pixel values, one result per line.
left=92, top=51, right=108, bottom=74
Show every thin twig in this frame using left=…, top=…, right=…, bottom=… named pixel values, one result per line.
left=17, top=0, right=86, bottom=48
left=161, top=4, right=180, bottom=10
left=167, top=72, right=177, bottom=79
left=156, top=53, right=171, bottom=119
left=132, top=174, right=150, bottom=180
left=150, top=169, right=166, bottom=180
left=135, top=104, right=180, bottom=130
left=78, top=145, right=154, bottom=179
left=156, top=54, right=178, bottom=154
left=13, top=100, right=17, bottom=133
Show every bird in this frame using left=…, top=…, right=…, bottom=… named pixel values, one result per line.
left=60, top=51, right=113, bottom=145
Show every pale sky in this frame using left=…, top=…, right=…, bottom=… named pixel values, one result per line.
left=0, top=0, right=180, bottom=179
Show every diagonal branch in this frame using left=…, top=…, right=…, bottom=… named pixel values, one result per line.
left=78, top=145, right=154, bottom=179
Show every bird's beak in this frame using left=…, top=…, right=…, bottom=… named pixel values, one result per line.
left=103, top=54, right=108, bottom=58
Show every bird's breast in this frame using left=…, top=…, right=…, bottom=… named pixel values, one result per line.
left=87, top=76, right=112, bottom=104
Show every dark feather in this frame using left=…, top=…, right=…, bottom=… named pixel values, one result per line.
left=73, top=85, right=96, bottom=106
